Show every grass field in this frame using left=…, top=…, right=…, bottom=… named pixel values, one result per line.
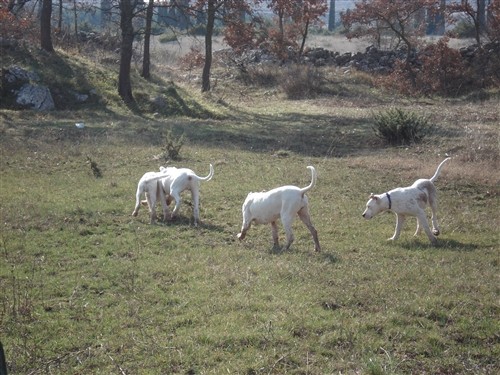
left=1, top=41, right=499, bottom=374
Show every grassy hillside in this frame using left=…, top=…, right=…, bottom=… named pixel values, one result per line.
left=0, top=44, right=499, bottom=374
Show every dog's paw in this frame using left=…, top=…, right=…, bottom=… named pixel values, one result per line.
left=432, top=229, right=440, bottom=236
left=237, top=233, right=245, bottom=240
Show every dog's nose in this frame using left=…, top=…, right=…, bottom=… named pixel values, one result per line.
left=362, top=213, right=365, bottom=217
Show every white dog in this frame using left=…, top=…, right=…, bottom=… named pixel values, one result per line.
left=237, top=166, right=321, bottom=252
left=132, top=164, right=214, bottom=226
left=362, top=157, right=451, bottom=245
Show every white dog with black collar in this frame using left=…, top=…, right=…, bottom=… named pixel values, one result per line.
left=362, top=158, right=451, bottom=245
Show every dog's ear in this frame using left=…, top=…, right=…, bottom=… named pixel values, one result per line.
left=370, top=193, right=377, bottom=200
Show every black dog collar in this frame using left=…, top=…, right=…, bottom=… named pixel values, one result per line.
left=386, top=192, right=392, bottom=210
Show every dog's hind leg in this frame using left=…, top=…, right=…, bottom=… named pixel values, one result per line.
left=169, top=190, right=182, bottom=220
left=414, top=217, right=423, bottom=237
left=282, top=217, right=295, bottom=250
left=144, top=191, right=158, bottom=224
left=132, top=185, right=143, bottom=217
left=191, top=189, right=200, bottom=227
left=298, top=207, right=321, bottom=252
left=157, top=183, right=171, bottom=222
left=389, top=214, right=405, bottom=241
left=271, top=221, right=280, bottom=248
left=416, top=211, right=438, bottom=245
left=429, top=196, right=440, bottom=236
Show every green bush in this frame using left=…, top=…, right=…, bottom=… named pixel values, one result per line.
left=372, top=108, right=433, bottom=145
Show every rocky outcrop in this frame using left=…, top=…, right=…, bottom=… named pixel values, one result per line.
left=16, top=83, right=55, bottom=111
left=224, top=40, right=500, bottom=75
left=1, top=65, right=93, bottom=111
left=1, top=66, right=55, bottom=110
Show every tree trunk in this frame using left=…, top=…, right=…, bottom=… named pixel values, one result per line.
left=478, top=0, right=486, bottom=32
left=299, top=18, right=310, bottom=57
left=328, top=0, right=335, bottom=31
left=58, top=0, right=63, bottom=31
left=73, top=0, right=79, bottom=51
left=142, top=0, right=154, bottom=79
left=41, top=0, right=54, bottom=52
left=118, top=0, right=135, bottom=104
left=202, top=0, right=215, bottom=92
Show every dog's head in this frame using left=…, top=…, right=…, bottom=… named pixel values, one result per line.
left=362, top=193, right=384, bottom=219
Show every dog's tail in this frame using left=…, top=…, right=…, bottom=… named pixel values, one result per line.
left=300, top=166, right=317, bottom=194
left=143, top=172, right=170, bottom=184
left=197, top=164, right=214, bottom=182
left=430, top=157, right=451, bottom=182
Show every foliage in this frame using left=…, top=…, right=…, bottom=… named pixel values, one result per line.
left=378, top=37, right=498, bottom=96
left=266, top=0, right=328, bottom=57
left=179, top=46, right=205, bottom=70
left=223, top=17, right=263, bottom=53
left=372, top=107, right=433, bottom=145
left=0, top=0, right=37, bottom=43
left=487, top=0, right=500, bottom=42
left=341, top=0, right=438, bottom=59
left=415, top=37, right=468, bottom=96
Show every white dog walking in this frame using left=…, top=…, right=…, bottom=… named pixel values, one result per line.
left=362, top=157, right=451, bottom=245
left=237, top=166, right=321, bottom=252
left=132, top=164, right=214, bottom=226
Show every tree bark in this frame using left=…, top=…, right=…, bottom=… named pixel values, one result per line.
left=142, top=0, right=154, bottom=79
left=328, top=0, right=335, bottom=31
left=118, top=0, right=136, bottom=104
left=299, top=18, right=310, bottom=57
left=202, top=0, right=215, bottom=92
left=41, top=0, right=54, bottom=52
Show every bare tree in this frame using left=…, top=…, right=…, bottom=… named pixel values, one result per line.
left=195, top=0, right=255, bottom=92
left=447, top=0, right=487, bottom=44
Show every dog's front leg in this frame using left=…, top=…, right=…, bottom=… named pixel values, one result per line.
left=389, top=213, right=405, bottom=241
left=271, top=221, right=280, bottom=248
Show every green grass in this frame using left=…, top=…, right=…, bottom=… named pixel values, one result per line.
left=1, top=48, right=499, bottom=374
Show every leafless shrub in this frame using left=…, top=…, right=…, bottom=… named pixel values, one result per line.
left=280, top=64, right=325, bottom=99
left=239, top=64, right=280, bottom=87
